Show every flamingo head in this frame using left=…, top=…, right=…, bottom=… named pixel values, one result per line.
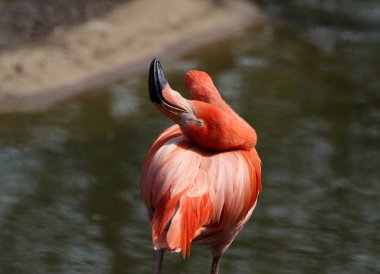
left=149, top=58, right=257, bottom=151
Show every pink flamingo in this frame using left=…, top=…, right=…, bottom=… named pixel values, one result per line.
left=141, top=59, right=262, bottom=274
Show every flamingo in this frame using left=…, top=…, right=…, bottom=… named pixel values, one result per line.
left=141, top=59, right=262, bottom=274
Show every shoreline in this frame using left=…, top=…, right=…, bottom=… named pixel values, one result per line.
left=0, top=0, right=267, bottom=112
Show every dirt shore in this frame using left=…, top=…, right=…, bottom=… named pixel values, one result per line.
left=0, top=0, right=267, bottom=112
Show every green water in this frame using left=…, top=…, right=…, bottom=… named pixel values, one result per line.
left=1, top=1, right=379, bottom=273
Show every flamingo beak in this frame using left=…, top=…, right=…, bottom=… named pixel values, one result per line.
left=149, top=58, right=191, bottom=122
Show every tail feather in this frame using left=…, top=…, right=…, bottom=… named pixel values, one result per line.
left=164, top=194, right=213, bottom=257
left=152, top=192, right=182, bottom=245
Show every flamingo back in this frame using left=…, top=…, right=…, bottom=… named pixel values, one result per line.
left=141, top=125, right=261, bottom=257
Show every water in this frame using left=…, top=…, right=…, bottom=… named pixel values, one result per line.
left=1, top=1, right=379, bottom=273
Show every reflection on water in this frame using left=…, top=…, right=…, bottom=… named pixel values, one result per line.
left=1, top=1, right=379, bottom=273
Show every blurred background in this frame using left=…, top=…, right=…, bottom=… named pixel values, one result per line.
left=0, top=0, right=379, bottom=273
left=0, top=0, right=128, bottom=50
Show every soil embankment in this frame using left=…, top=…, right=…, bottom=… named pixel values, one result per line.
left=0, top=0, right=267, bottom=111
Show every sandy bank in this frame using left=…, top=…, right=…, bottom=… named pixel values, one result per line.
left=0, top=0, right=267, bottom=112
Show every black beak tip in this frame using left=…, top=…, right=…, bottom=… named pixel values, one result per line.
left=149, top=58, right=168, bottom=104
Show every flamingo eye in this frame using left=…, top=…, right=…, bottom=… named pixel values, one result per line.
left=195, top=119, right=204, bottom=127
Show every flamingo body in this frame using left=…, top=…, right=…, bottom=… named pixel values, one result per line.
left=141, top=59, right=262, bottom=273
left=141, top=125, right=261, bottom=257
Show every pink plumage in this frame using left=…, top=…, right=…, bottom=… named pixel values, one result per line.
left=141, top=59, right=262, bottom=274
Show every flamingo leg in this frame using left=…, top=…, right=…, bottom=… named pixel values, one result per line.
left=153, top=249, right=164, bottom=274
left=210, top=256, right=222, bottom=274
